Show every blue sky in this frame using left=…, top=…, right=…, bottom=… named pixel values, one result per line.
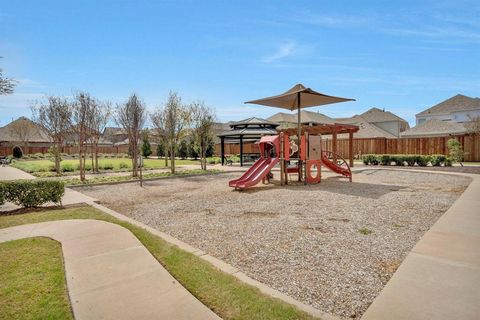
left=1, top=0, right=479, bottom=127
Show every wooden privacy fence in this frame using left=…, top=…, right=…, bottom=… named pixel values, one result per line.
left=214, top=134, right=480, bottom=162
left=322, top=134, right=480, bottom=161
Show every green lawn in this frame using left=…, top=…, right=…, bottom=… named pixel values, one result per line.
left=11, top=158, right=200, bottom=173
left=0, top=237, right=73, bottom=320
left=0, top=206, right=318, bottom=320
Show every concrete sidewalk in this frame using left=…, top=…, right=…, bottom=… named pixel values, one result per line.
left=0, top=219, right=220, bottom=320
left=361, top=170, right=480, bottom=320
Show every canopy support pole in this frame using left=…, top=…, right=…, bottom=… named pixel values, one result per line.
left=240, top=135, right=244, bottom=167
left=332, top=129, right=337, bottom=164
left=349, top=131, right=354, bottom=167
left=297, top=92, right=302, bottom=182
left=220, top=137, right=225, bottom=166
left=280, top=132, right=285, bottom=186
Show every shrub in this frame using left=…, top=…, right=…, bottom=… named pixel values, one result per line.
left=447, top=138, right=464, bottom=165
left=362, top=154, right=379, bottom=165
left=444, top=158, right=453, bottom=167
left=416, top=155, right=429, bottom=166
left=75, top=162, right=91, bottom=171
left=0, top=184, right=5, bottom=205
left=405, top=155, right=416, bottom=166
left=379, top=155, right=391, bottom=166
left=430, top=154, right=446, bottom=167
left=362, top=156, right=369, bottom=165
left=100, top=162, right=114, bottom=170
left=61, top=163, right=75, bottom=172
left=119, top=162, right=129, bottom=169
left=207, top=157, right=221, bottom=164
left=0, top=180, right=65, bottom=207
left=393, top=155, right=406, bottom=166
left=38, top=164, right=56, bottom=172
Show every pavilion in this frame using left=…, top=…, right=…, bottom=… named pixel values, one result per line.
left=217, top=117, right=279, bottom=166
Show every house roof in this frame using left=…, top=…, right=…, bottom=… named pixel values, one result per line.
left=103, top=127, right=127, bottom=136
left=400, top=119, right=467, bottom=137
left=267, top=110, right=335, bottom=125
left=323, top=115, right=397, bottom=139
left=416, top=94, right=480, bottom=117
left=0, top=117, right=52, bottom=143
left=359, top=107, right=408, bottom=123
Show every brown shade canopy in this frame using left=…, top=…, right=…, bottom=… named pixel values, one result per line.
left=244, top=83, right=355, bottom=110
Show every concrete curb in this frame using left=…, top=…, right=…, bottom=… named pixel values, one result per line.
left=90, top=202, right=339, bottom=320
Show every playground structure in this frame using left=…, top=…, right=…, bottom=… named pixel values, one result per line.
left=229, top=83, right=357, bottom=190
left=229, top=123, right=359, bottom=190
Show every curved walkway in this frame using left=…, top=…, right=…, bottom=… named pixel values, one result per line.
left=0, top=219, right=220, bottom=320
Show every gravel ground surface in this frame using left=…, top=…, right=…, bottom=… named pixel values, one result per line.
left=80, top=169, right=471, bottom=319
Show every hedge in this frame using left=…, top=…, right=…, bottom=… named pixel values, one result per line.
left=362, top=154, right=452, bottom=167
left=0, top=180, right=65, bottom=207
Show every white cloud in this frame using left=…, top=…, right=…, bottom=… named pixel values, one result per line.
left=262, top=41, right=297, bottom=63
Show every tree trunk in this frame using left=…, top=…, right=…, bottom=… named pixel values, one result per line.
left=94, top=140, right=99, bottom=173
left=55, top=141, right=61, bottom=175
left=170, top=146, right=175, bottom=174
left=91, top=144, right=94, bottom=172
left=130, top=136, right=137, bottom=177
left=201, top=139, right=207, bottom=170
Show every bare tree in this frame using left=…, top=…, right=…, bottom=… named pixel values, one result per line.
left=115, top=94, right=146, bottom=177
left=90, top=101, right=111, bottom=173
left=151, top=108, right=169, bottom=167
left=0, top=57, right=16, bottom=95
left=152, top=92, right=190, bottom=174
left=466, top=115, right=480, bottom=136
left=190, top=101, right=216, bottom=170
left=31, top=96, right=72, bottom=174
left=72, top=92, right=98, bottom=181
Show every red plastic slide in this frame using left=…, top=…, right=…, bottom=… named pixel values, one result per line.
left=321, top=151, right=352, bottom=182
left=229, top=157, right=279, bottom=189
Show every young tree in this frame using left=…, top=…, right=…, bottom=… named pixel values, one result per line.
left=31, top=96, right=72, bottom=174
left=90, top=101, right=111, bottom=173
left=142, top=135, right=152, bottom=158
left=0, top=57, right=16, bottom=95
left=151, top=92, right=190, bottom=174
left=72, top=92, right=97, bottom=181
left=447, top=138, right=465, bottom=166
left=150, top=110, right=168, bottom=167
left=190, top=101, right=216, bottom=170
left=115, top=94, right=147, bottom=177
